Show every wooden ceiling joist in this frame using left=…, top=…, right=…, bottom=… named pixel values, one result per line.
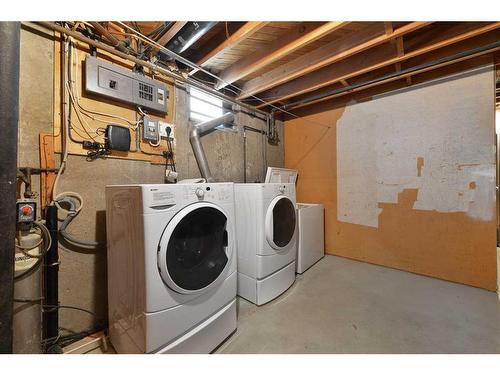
left=384, top=22, right=394, bottom=36
left=157, top=22, right=187, bottom=46
left=195, top=22, right=269, bottom=67
left=237, top=21, right=431, bottom=100
left=288, top=55, right=494, bottom=118
left=394, top=36, right=411, bottom=85
left=255, top=22, right=500, bottom=107
left=152, top=21, right=187, bottom=54
left=281, top=33, right=500, bottom=111
left=214, top=21, right=348, bottom=90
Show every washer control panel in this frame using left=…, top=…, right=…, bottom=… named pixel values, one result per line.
left=146, top=183, right=234, bottom=210
left=195, top=188, right=205, bottom=198
left=185, top=184, right=233, bottom=203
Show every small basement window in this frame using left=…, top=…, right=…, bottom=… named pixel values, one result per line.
left=189, top=87, right=224, bottom=123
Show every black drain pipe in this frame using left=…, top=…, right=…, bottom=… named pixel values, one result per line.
left=43, top=204, right=60, bottom=353
left=0, top=22, right=20, bottom=354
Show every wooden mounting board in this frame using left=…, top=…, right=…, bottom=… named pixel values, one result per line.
left=39, top=132, right=56, bottom=210
left=53, top=32, right=176, bottom=165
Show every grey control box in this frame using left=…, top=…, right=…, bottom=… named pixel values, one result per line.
left=142, top=117, right=160, bottom=143
left=85, top=55, right=169, bottom=114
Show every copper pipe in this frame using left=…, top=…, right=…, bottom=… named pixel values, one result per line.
left=89, top=21, right=129, bottom=54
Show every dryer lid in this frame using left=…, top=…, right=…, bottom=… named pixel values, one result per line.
left=157, top=202, right=230, bottom=294
left=265, top=167, right=298, bottom=184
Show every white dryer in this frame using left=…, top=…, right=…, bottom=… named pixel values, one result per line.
left=105, top=183, right=237, bottom=353
left=234, top=183, right=297, bottom=305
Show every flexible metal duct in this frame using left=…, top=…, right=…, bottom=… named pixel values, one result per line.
left=189, top=112, right=235, bottom=182
left=164, top=21, right=217, bottom=54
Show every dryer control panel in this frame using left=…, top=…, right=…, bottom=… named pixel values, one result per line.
left=270, top=183, right=290, bottom=195
left=263, top=183, right=296, bottom=201
left=183, top=184, right=233, bottom=203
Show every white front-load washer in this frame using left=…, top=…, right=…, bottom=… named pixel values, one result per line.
left=105, top=183, right=237, bottom=353
left=234, top=183, right=297, bottom=305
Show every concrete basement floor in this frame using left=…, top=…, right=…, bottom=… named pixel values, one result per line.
left=215, top=255, right=500, bottom=354
left=91, top=255, right=500, bottom=354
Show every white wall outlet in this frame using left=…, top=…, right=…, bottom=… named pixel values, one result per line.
left=158, top=121, right=175, bottom=141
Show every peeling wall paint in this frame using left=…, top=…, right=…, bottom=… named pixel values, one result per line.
left=336, top=66, right=496, bottom=228
left=285, top=63, right=497, bottom=291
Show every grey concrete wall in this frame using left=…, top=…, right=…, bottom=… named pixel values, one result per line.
left=14, top=25, right=284, bottom=352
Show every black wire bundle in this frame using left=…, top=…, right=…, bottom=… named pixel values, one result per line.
left=14, top=298, right=107, bottom=351
left=141, top=22, right=175, bottom=59
left=165, top=128, right=176, bottom=172
left=86, top=143, right=111, bottom=161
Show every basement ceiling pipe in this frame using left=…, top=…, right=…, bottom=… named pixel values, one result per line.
left=0, top=21, right=20, bottom=354
left=189, top=112, right=235, bottom=182
left=279, top=39, right=500, bottom=112
left=35, top=22, right=268, bottom=117
left=163, top=21, right=217, bottom=55
left=89, top=22, right=129, bottom=54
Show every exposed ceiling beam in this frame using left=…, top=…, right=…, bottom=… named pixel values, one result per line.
left=395, top=36, right=405, bottom=57
left=153, top=21, right=187, bottom=54
left=255, top=22, right=500, bottom=108
left=238, top=21, right=431, bottom=100
left=256, top=43, right=397, bottom=107
left=282, top=34, right=500, bottom=111
left=214, top=21, right=348, bottom=90
left=384, top=22, right=394, bottom=36
left=288, top=56, right=493, bottom=118
left=394, top=36, right=411, bottom=85
left=195, top=22, right=268, bottom=67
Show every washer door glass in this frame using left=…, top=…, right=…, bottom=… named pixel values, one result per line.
left=166, top=206, right=228, bottom=291
left=270, top=197, right=296, bottom=248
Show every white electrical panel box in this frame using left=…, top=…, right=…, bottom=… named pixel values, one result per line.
left=85, top=55, right=169, bottom=114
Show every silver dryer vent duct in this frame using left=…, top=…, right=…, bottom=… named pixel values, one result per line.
left=189, top=112, right=235, bottom=182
